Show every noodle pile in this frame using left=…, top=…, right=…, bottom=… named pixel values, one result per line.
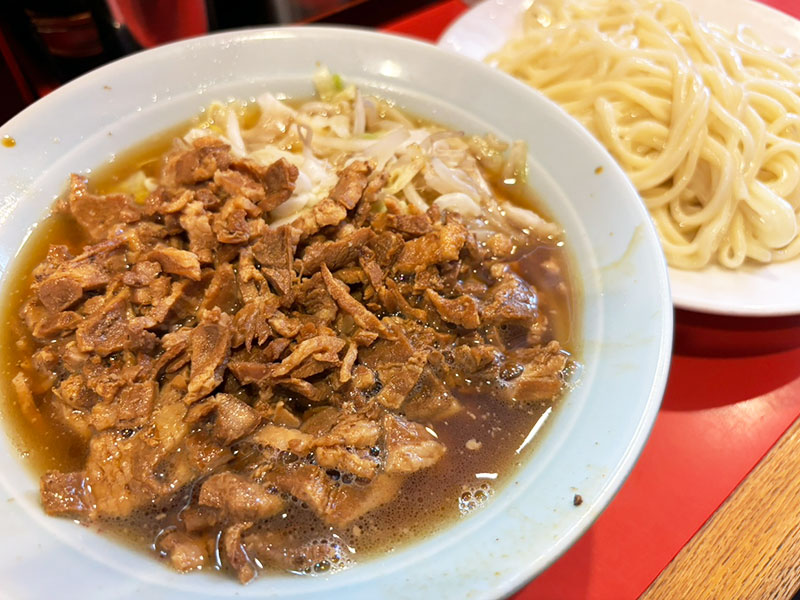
left=489, top=0, right=800, bottom=269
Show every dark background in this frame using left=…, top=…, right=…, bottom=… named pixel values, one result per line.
left=0, top=0, right=440, bottom=125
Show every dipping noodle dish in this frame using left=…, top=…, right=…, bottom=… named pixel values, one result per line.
left=488, top=0, right=800, bottom=271
left=0, top=67, right=579, bottom=583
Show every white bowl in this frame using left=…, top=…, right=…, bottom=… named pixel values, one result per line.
left=0, top=26, right=672, bottom=600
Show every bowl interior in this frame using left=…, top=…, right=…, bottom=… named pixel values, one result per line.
left=0, top=26, right=672, bottom=600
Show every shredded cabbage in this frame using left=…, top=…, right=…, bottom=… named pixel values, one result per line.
left=165, top=66, right=559, bottom=242
left=434, top=193, right=483, bottom=218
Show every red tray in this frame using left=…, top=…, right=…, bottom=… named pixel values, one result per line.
left=385, top=3, right=800, bottom=598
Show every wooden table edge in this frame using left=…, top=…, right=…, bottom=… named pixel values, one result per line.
left=641, top=415, right=800, bottom=599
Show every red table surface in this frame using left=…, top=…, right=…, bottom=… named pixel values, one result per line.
left=386, top=2, right=800, bottom=599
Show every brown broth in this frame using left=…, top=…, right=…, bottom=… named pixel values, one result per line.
left=0, top=213, right=89, bottom=474
left=92, top=388, right=553, bottom=577
left=0, top=105, right=580, bottom=577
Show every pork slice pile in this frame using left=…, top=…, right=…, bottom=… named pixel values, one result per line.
left=13, top=136, right=569, bottom=582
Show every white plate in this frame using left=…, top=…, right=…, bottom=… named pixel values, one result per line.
left=0, top=27, right=672, bottom=599
left=440, top=0, right=800, bottom=317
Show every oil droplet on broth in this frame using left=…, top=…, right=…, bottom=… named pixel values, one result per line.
left=2, top=136, right=16, bottom=148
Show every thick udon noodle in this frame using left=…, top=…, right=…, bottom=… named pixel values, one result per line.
left=490, top=0, right=800, bottom=269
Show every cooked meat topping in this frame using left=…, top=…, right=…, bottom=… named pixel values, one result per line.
left=68, top=174, right=141, bottom=240
left=185, top=308, right=232, bottom=403
left=198, top=472, right=284, bottom=521
left=157, top=531, right=207, bottom=573
left=248, top=157, right=299, bottom=212
left=329, top=160, right=373, bottom=210
left=148, top=246, right=202, bottom=281
left=40, top=471, right=93, bottom=517
left=3, top=86, right=574, bottom=585
left=425, top=289, right=481, bottom=329
left=393, top=221, right=467, bottom=274
left=383, top=413, right=446, bottom=474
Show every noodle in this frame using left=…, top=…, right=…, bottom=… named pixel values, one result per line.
left=489, top=0, right=800, bottom=269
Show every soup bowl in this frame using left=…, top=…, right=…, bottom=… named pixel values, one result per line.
left=0, top=27, right=672, bottom=600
